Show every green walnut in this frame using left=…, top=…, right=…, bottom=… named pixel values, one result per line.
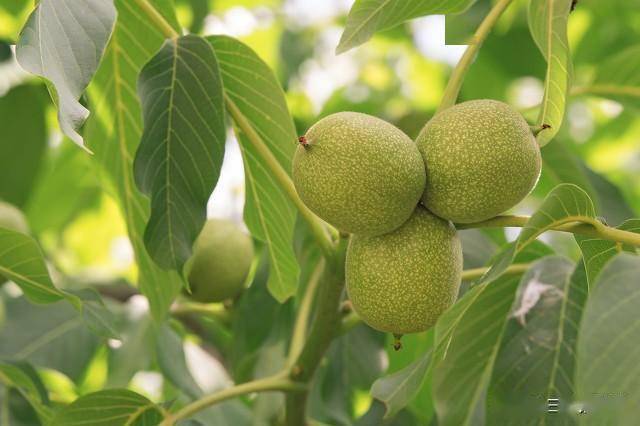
left=186, top=219, right=254, bottom=303
left=292, top=112, right=426, bottom=236
left=0, top=201, right=29, bottom=234
left=416, top=100, right=541, bottom=223
left=346, top=206, right=462, bottom=335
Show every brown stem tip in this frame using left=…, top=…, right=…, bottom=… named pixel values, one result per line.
left=393, top=334, right=403, bottom=351
left=298, top=135, right=309, bottom=149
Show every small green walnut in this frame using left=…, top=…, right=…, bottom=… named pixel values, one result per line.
left=346, top=206, right=462, bottom=335
left=186, top=219, right=254, bottom=303
left=416, top=99, right=542, bottom=223
left=292, top=112, right=426, bottom=236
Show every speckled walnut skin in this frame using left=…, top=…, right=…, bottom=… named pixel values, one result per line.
left=417, top=99, right=542, bottom=223
left=292, top=112, right=426, bottom=236
left=346, top=207, right=462, bottom=334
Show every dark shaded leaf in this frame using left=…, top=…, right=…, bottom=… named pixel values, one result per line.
left=0, top=84, right=48, bottom=207
left=135, top=35, right=225, bottom=270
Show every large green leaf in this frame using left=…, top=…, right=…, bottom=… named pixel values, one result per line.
left=576, top=253, right=640, bottom=425
left=0, top=297, right=100, bottom=382
left=154, top=322, right=202, bottom=399
left=487, top=257, right=585, bottom=424
left=207, top=35, right=300, bottom=302
left=337, top=0, right=477, bottom=54
left=0, top=228, right=64, bottom=304
left=575, top=219, right=640, bottom=287
left=432, top=272, right=522, bottom=426
left=0, top=84, right=48, bottom=208
left=587, top=44, right=640, bottom=109
left=528, top=0, right=573, bottom=146
left=85, top=0, right=184, bottom=320
left=0, top=228, right=118, bottom=339
left=135, top=35, right=225, bottom=270
left=15, top=0, right=116, bottom=148
left=50, top=389, right=164, bottom=426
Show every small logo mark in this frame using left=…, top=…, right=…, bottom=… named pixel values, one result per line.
left=547, top=398, right=559, bottom=413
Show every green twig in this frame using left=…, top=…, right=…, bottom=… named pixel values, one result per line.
left=456, top=215, right=640, bottom=247
left=171, top=302, right=231, bottom=324
left=287, top=260, right=325, bottom=366
left=438, top=0, right=514, bottom=113
left=461, top=262, right=531, bottom=281
left=160, top=372, right=307, bottom=425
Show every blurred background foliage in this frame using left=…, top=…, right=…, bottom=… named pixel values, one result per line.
left=0, top=0, right=639, bottom=423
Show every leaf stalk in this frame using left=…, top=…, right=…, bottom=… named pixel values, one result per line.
left=438, top=0, right=514, bottom=113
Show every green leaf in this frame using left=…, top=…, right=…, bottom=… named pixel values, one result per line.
left=589, top=44, right=640, bottom=109
left=0, top=84, right=48, bottom=208
left=135, top=35, right=225, bottom=270
left=107, top=313, right=153, bottom=388
left=575, top=219, right=640, bottom=287
left=541, top=141, right=597, bottom=205
left=207, top=35, right=300, bottom=302
left=0, top=362, right=52, bottom=424
left=0, top=296, right=100, bottom=382
left=0, top=227, right=64, bottom=304
left=25, top=143, right=102, bottom=234
left=576, top=253, right=640, bottom=425
left=479, top=184, right=597, bottom=285
left=50, top=389, right=164, bottom=426
left=154, top=322, right=203, bottom=399
left=528, top=0, right=573, bottom=146
left=15, top=0, right=116, bottom=148
left=85, top=0, right=184, bottom=320
left=0, top=228, right=118, bottom=339
left=584, top=167, right=637, bottom=226
left=432, top=272, right=522, bottom=426
left=371, top=349, right=432, bottom=420
left=487, top=257, right=585, bottom=424
left=337, top=0, right=477, bottom=54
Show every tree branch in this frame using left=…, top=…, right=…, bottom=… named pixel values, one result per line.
left=456, top=215, right=640, bottom=247
left=160, top=373, right=307, bottom=425
left=438, top=0, right=514, bottom=112
left=287, top=259, right=325, bottom=366
left=285, top=250, right=346, bottom=425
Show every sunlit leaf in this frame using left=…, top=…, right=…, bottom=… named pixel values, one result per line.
left=207, top=35, right=300, bottom=302
left=528, top=0, right=573, bottom=146
left=16, top=0, right=116, bottom=148
left=487, top=257, right=584, bottom=423
left=337, top=0, right=477, bottom=54
left=575, top=219, right=640, bottom=287
left=0, top=84, right=48, bottom=208
left=0, top=227, right=64, bottom=304
left=135, top=35, right=225, bottom=270
left=576, top=253, right=640, bottom=425
left=85, top=0, right=184, bottom=320
left=50, top=389, right=164, bottom=426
